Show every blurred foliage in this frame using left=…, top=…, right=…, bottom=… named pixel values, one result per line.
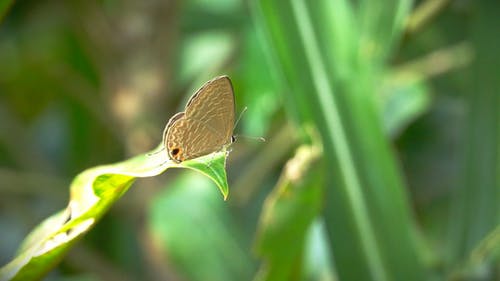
left=0, top=0, right=499, bottom=281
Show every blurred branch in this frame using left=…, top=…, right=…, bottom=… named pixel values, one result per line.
left=42, top=64, right=123, bottom=140
left=66, top=1, right=124, bottom=72
left=405, top=0, right=451, bottom=35
left=394, top=41, right=473, bottom=79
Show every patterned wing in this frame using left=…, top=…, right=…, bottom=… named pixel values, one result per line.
left=162, top=111, right=184, bottom=147
left=165, top=114, right=226, bottom=162
left=184, top=76, right=235, bottom=144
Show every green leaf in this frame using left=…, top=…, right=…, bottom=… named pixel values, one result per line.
left=255, top=0, right=427, bottom=280
left=181, top=150, right=230, bottom=200
left=254, top=145, right=323, bottom=281
left=447, top=1, right=500, bottom=277
left=0, top=146, right=230, bottom=281
left=359, top=0, right=412, bottom=63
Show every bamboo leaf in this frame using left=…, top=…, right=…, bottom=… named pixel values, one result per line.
left=254, top=0, right=427, bottom=280
left=447, top=1, right=500, bottom=278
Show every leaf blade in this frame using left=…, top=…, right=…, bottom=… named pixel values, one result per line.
left=0, top=146, right=230, bottom=281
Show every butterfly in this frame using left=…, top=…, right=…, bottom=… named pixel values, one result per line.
left=162, top=76, right=235, bottom=163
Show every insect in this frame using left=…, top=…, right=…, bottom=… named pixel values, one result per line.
left=162, top=75, right=235, bottom=163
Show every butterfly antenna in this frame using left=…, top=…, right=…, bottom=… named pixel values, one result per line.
left=233, top=106, right=248, bottom=130
left=232, top=107, right=266, bottom=143
left=234, top=135, right=266, bottom=142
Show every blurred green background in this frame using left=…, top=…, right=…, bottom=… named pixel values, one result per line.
left=0, top=0, right=499, bottom=280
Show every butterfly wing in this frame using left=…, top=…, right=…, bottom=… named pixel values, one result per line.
left=185, top=76, right=235, bottom=144
left=166, top=116, right=226, bottom=162
left=162, top=111, right=184, bottom=147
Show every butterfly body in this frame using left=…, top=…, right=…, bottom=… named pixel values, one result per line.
left=163, top=76, right=235, bottom=163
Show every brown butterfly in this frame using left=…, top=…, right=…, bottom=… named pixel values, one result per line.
left=162, top=76, right=235, bottom=163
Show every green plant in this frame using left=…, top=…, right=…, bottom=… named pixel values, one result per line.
left=0, top=149, right=229, bottom=281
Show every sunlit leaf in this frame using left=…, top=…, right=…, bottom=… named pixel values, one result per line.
left=0, top=146, right=230, bottom=281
